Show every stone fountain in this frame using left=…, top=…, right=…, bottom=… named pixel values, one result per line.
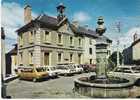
left=74, top=17, right=134, bottom=98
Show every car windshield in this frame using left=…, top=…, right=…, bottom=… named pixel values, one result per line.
left=21, top=68, right=33, bottom=72
left=57, top=66, right=68, bottom=70
left=36, top=68, right=46, bottom=72
left=132, top=67, right=140, bottom=73
left=50, top=67, right=56, bottom=71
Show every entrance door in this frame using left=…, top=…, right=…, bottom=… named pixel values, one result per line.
left=90, top=59, right=92, bottom=64
left=44, top=52, right=49, bottom=65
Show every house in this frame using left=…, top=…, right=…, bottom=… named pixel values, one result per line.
left=123, top=32, right=140, bottom=65
left=132, top=38, right=140, bottom=65
left=16, top=3, right=112, bottom=67
left=6, top=44, right=18, bottom=76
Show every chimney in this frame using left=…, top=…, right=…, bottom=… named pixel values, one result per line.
left=133, top=32, right=138, bottom=42
left=24, top=5, right=32, bottom=24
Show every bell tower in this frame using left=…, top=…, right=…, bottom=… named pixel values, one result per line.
left=96, top=16, right=106, bottom=36
left=56, top=3, right=66, bottom=22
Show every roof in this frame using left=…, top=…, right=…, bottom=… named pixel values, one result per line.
left=70, top=24, right=98, bottom=38
left=8, top=44, right=17, bottom=55
left=36, top=14, right=58, bottom=27
left=131, top=38, right=140, bottom=46
left=16, top=14, right=67, bottom=32
left=16, top=14, right=111, bottom=40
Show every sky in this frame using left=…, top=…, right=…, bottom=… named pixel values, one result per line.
left=1, top=0, right=140, bottom=52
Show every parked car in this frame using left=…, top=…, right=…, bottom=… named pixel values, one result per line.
left=56, top=63, right=76, bottom=76
left=80, top=64, right=96, bottom=72
left=73, top=64, right=83, bottom=74
left=108, top=65, right=140, bottom=85
left=44, top=66, right=59, bottom=78
left=17, top=67, right=49, bottom=82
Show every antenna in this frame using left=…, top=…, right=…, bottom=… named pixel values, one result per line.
left=115, top=21, right=122, bottom=33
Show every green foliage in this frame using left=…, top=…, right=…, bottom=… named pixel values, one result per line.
left=108, top=51, right=123, bottom=71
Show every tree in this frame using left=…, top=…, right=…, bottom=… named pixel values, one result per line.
left=108, top=51, right=123, bottom=71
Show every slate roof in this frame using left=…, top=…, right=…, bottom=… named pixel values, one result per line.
left=70, top=24, right=98, bottom=38
left=16, top=14, right=111, bottom=40
left=36, top=14, right=58, bottom=27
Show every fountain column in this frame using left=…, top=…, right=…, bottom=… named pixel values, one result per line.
left=95, top=16, right=107, bottom=76
left=96, top=43, right=108, bottom=76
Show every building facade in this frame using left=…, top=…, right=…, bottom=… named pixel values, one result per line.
left=123, top=33, right=140, bottom=65
left=16, top=4, right=111, bottom=67
left=6, top=44, right=18, bottom=75
left=132, top=38, right=140, bottom=65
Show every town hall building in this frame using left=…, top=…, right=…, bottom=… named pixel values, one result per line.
left=16, top=3, right=112, bottom=67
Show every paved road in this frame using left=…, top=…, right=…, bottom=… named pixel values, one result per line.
left=6, top=73, right=94, bottom=98
left=6, top=72, right=140, bottom=98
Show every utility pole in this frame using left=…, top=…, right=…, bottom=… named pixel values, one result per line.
left=117, top=40, right=120, bottom=66
left=115, top=21, right=122, bottom=66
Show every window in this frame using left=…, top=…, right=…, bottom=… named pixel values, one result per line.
left=20, top=52, right=23, bottom=64
left=89, top=48, right=92, bottom=55
left=78, top=54, right=81, bottom=64
left=58, top=53, right=62, bottom=62
left=89, top=39, right=92, bottom=45
left=44, top=31, right=50, bottom=43
left=19, top=33, right=23, bottom=46
left=70, top=36, right=73, bottom=45
left=44, top=52, right=49, bottom=65
left=29, top=52, right=33, bottom=65
left=29, top=31, right=33, bottom=43
left=70, top=53, right=73, bottom=62
left=79, top=38, right=81, bottom=46
left=58, top=34, right=62, bottom=44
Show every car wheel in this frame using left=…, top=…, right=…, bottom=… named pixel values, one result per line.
left=33, top=78, right=37, bottom=82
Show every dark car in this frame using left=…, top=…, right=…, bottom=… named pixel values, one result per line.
left=80, top=64, right=96, bottom=72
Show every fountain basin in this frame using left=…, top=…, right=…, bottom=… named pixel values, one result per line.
left=74, top=76, right=134, bottom=98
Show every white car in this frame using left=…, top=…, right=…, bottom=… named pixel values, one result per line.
left=108, top=65, right=140, bottom=85
left=56, top=64, right=76, bottom=76
left=73, top=64, right=83, bottom=74
left=45, top=66, right=59, bottom=78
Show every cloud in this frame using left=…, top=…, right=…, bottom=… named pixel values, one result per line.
left=1, top=2, right=38, bottom=52
left=111, top=27, right=140, bottom=52
left=73, top=11, right=91, bottom=23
